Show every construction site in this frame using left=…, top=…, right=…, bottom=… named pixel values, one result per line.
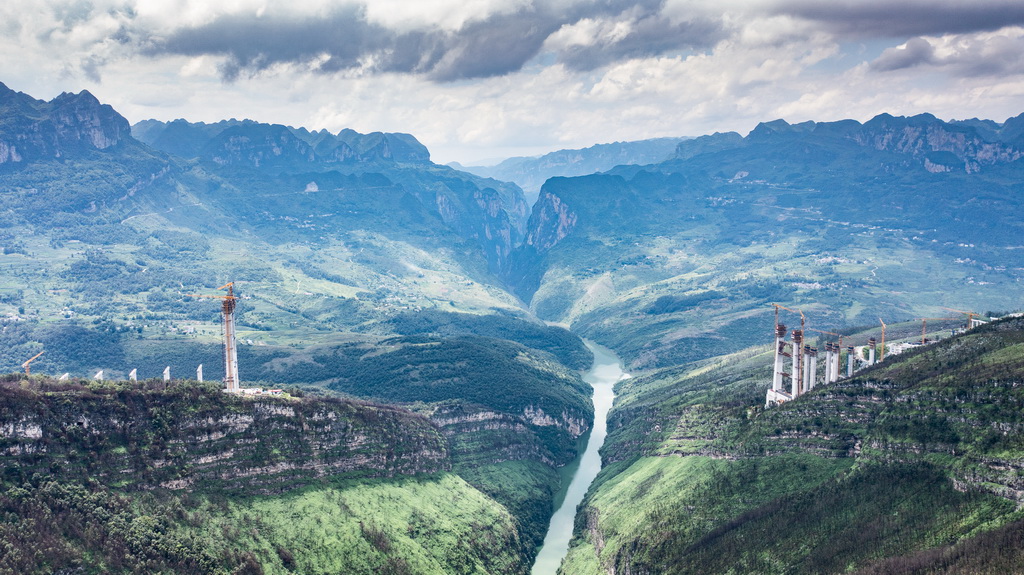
left=15, top=285, right=1001, bottom=403
left=17, top=281, right=270, bottom=394
left=765, top=304, right=990, bottom=407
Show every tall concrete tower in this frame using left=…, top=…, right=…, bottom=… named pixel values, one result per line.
left=804, top=346, right=817, bottom=392
left=188, top=282, right=240, bottom=392
left=791, top=330, right=804, bottom=397
left=823, top=343, right=833, bottom=386
left=847, top=346, right=856, bottom=377
left=222, top=284, right=240, bottom=392
left=868, top=337, right=877, bottom=366
left=772, top=324, right=788, bottom=392
left=831, top=343, right=841, bottom=383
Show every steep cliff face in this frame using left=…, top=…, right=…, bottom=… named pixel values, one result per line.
left=412, top=178, right=527, bottom=274
left=0, top=83, right=129, bottom=165
left=428, top=401, right=589, bottom=469
left=0, top=378, right=543, bottom=575
left=523, top=185, right=578, bottom=253
left=0, top=380, right=449, bottom=493
left=858, top=113, right=1024, bottom=172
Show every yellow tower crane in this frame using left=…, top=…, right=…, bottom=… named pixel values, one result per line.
left=22, top=350, right=44, bottom=376
left=187, top=282, right=239, bottom=392
left=942, top=307, right=981, bottom=330
left=914, top=317, right=957, bottom=344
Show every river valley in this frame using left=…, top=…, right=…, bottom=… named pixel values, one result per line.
left=532, top=342, right=626, bottom=574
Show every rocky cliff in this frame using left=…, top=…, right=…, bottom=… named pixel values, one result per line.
left=0, top=377, right=543, bottom=575
left=0, top=379, right=449, bottom=493
left=0, top=82, right=129, bottom=165
left=687, top=112, right=1024, bottom=174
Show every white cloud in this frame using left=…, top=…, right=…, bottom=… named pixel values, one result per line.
left=0, top=1, right=1023, bottom=165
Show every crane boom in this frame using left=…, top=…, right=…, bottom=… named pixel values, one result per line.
left=914, top=317, right=957, bottom=344
left=770, top=303, right=805, bottom=331
left=941, top=307, right=981, bottom=329
left=806, top=327, right=844, bottom=346
left=22, top=350, right=44, bottom=376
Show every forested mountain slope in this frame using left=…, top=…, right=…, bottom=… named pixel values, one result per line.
left=0, top=81, right=532, bottom=356
left=132, top=117, right=528, bottom=274
left=561, top=316, right=1024, bottom=574
left=0, top=377, right=532, bottom=574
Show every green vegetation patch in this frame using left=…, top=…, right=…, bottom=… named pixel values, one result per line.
left=562, top=455, right=1014, bottom=575
left=177, top=473, right=528, bottom=575
left=455, top=460, right=560, bottom=551
left=0, top=472, right=531, bottom=575
left=561, top=454, right=851, bottom=575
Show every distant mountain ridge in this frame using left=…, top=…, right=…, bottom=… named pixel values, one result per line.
left=132, top=118, right=432, bottom=168
left=675, top=112, right=1024, bottom=174
left=0, top=82, right=534, bottom=346
left=456, top=137, right=687, bottom=203
left=133, top=117, right=528, bottom=274
left=507, top=111, right=1024, bottom=369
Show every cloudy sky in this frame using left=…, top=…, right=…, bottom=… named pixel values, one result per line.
left=3, top=1, right=1024, bottom=164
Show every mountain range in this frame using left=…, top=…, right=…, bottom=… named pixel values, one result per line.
left=2, top=79, right=1024, bottom=574
left=453, top=137, right=687, bottom=204
left=509, top=111, right=1024, bottom=368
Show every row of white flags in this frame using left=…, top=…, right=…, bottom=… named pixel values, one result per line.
left=82, top=365, right=204, bottom=382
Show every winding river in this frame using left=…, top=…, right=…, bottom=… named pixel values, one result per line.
left=531, top=341, right=626, bottom=575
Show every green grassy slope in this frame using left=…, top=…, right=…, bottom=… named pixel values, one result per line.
left=0, top=472, right=527, bottom=575
left=176, top=474, right=527, bottom=575
left=560, top=317, right=1024, bottom=574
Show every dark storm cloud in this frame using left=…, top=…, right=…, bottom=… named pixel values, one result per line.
left=870, top=33, right=1024, bottom=77
left=870, top=37, right=934, bottom=72
left=557, top=13, right=723, bottom=72
left=425, top=11, right=563, bottom=81
left=144, top=1, right=725, bottom=82
left=146, top=5, right=386, bottom=80
left=778, top=0, right=1024, bottom=38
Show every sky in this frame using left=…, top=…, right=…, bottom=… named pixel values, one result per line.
left=2, top=1, right=1024, bottom=164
